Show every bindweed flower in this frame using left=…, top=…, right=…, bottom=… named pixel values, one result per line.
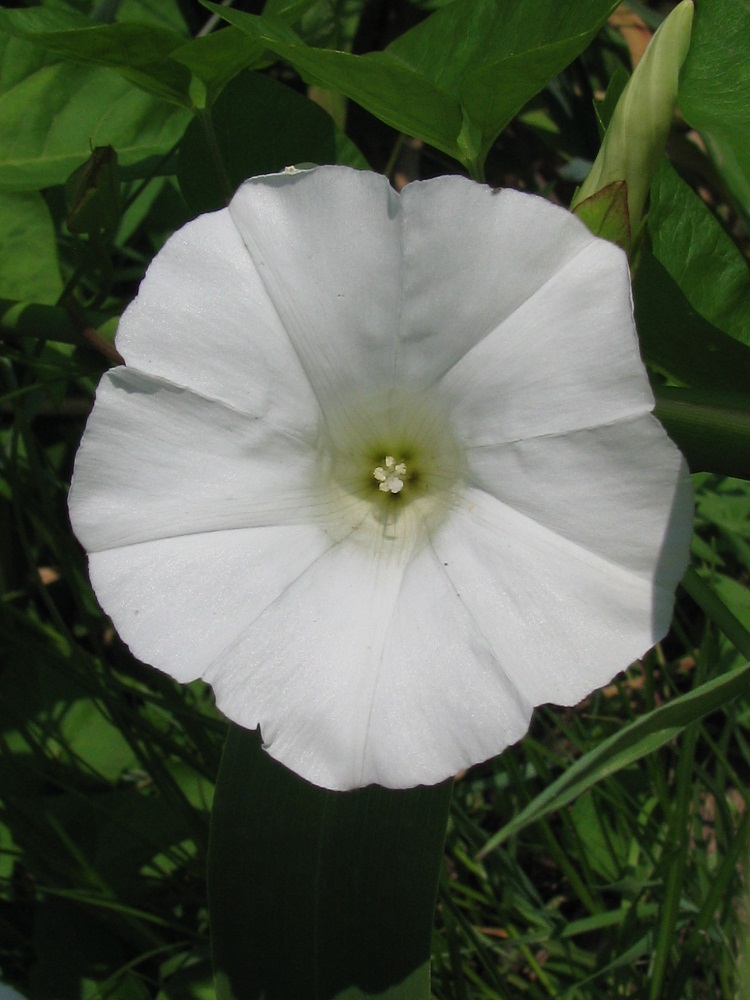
left=69, top=166, right=692, bottom=791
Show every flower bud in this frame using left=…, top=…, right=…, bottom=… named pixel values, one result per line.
left=571, top=0, right=694, bottom=239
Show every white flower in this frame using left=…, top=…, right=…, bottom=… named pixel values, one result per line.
left=68, top=166, right=693, bottom=791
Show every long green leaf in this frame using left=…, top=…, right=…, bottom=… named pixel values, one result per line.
left=478, top=575, right=750, bottom=855
left=209, top=725, right=453, bottom=1000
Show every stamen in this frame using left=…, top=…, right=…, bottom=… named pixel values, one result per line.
left=373, top=455, right=407, bottom=494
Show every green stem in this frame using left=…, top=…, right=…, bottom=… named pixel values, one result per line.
left=652, top=385, right=750, bottom=480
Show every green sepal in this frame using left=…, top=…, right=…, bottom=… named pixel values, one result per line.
left=572, top=179, right=631, bottom=254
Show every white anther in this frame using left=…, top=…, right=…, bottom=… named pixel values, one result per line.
left=373, top=456, right=407, bottom=494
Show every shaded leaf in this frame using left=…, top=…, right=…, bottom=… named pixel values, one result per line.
left=66, top=146, right=121, bottom=236
left=633, top=237, right=750, bottom=392
left=30, top=898, right=150, bottom=1000
left=209, top=725, right=452, bottom=1000
left=171, top=27, right=266, bottom=108
left=178, top=71, right=366, bottom=215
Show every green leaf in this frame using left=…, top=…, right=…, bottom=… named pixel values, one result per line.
left=54, top=698, right=140, bottom=782
left=648, top=160, right=750, bottom=348
left=459, top=32, right=604, bottom=166
left=632, top=161, right=750, bottom=389
left=0, top=7, right=90, bottom=34
left=202, top=7, right=464, bottom=162
left=0, top=8, right=193, bottom=106
left=203, top=0, right=619, bottom=173
left=0, top=618, right=139, bottom=782
left=178, top=70, right=366, bottom=215
left=479, top=645, right=750, bottom=856
left=119, top=0, right=190, bottom=33
left=680, top=0, right=750, bottom=217
left=296, top=0, right=366, bottom=50
left=264, top=0, right=324, bottom=21
left=389, top=0, right=619, bottom=166
left=569, top=794, right=621, bottom=881
left=171, top=28, right=267, bottom=108
left=209, top=725, right=452, bottom=1000
left=0, top=299, right=108, bottom=348
left=0, top=33, right=191, bottom=191
left=633, top=238, right=750, bottom=391
left=0, top=191, right=62, bottom=304
left=156, top=955, right=215, bottom=1000
left=386, top=0, right=616, bottom=91
left=172, top=1, right=327, bottom=109
left=684, top=565, right=750, bottom=660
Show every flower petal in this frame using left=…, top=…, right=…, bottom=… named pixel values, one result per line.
left=435, top=239, right=654, bottom=445
left=69, top=368, right=330, bottom=553
left=227, top=167, right=403, bottom=423
left=465, top=414, right=693, bottom=578
left=397, top=179, right=613, bottom=390
left=114, top=206, right=319, bottom=428
left=86, top=525, right=334, bottom=683
left=368, top=543, right=534, bottom=788
left=196, top=521, right=532, bottom=790
left=430, top=480, right=688, bottom=708
left=201, top=523, right=417, bottom=790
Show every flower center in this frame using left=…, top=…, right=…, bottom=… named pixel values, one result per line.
left=317, top=388, right=466, bottom=547
left=373, top=456, right=407, bottom=494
